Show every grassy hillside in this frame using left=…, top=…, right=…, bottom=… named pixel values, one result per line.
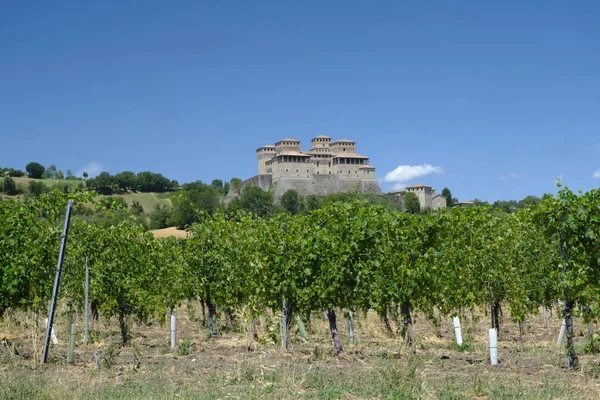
left=114, top=192, right=171, bottom=213
left=11, top=176, right=83, bottom=189
left=1, top=177, right=172, bottom=212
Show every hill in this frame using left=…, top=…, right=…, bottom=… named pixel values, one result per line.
left=0, top=177, right=171, bottom=213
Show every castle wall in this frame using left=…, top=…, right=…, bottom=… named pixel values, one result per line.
left=271, top=161, right=312, bottom=179
left=271, top=175, right=381, bottom=198
left=332, top=164, right=364, bottom=179
left=242, top=174, right=272, bottom=192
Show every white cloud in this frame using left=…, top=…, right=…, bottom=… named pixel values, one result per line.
left=384, top=164, right=443, bottom=183
left=593, top=169, right=600, bottom=179
left=500, top=171, right=520, bottom=180
left=389, top=183, right=407, bottom=191
left=77, top=161, right=104, bottom=178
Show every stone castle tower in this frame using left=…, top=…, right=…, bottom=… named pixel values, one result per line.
left=245, top=135, right=381, bottom=198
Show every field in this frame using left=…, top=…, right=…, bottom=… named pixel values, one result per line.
left=2, top=304, right=600, bottom=399
left=10, top=177, right=83, bottom=190
left=1, top=177, right=171, bottom=212
left=114, top=192, right=171, bottom=213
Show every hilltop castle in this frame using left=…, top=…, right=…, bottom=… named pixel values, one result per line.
left=242, top=136, right=381, bottom=198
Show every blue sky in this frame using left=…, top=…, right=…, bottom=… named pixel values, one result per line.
left=1, top=1, right=599, bottom=202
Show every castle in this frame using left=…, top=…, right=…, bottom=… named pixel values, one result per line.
left=242, top=136, right=381, bottom=198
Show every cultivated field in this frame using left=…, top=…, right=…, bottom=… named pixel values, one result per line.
left=2, top=304, right=600, bottom=399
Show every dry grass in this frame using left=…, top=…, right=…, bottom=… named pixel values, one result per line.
left=150, top=226, right=189, bottom=239
left=2, top=304, right=600, bottom=399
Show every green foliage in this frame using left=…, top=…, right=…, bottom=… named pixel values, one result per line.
left=171, top=184, right=220, bottom=228
left=149, top=205, right=174, bottom=229
left=2, top=177, right=18, bottom=195
left=281, top=189, right=303, bottom=214
left=42, top=164, right=57, bottom=179
left=136, top=171, right=174, bottom=192
left=114, top=171, right=137, bottom=192
left=65, top=169, right=76, bottom=180
left=27, top=181, right=48, bottom=197
left=235, top=185, right=273, bottom=216
left=583, top=334, right=600, bottom=354
left=305, top=195, right=323, bottom=211
left=101, top=343, right=121, bottom=370
left=441, top=187, right=455, bottom=208
left=8, top=169, right=25, bottom=177
left=178, top=338, right=192, bottom=356
left=87, top=172, right=115, bottom=195
left=0, top=185, right=598, bottom=369
left=130, top=200, right=144, bottom=215
left=402, top=191, right=421, bottom=214
left=25, top=162, right=45, bottom=179
left=454, top=336, right=473, bottom=352
left=230, top=178, right=242, bottom=194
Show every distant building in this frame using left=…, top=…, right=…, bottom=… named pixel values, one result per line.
left=405, top=184, right=446, bottom=210
left=257, top=136, right=376, bottom=180
left=432, top=194, right=447, bottom=210
left=242, top=136, right=381, bottom=198
left=386, top=184, right=447, bottom=211
left=455, top=201, right=474, bottom=208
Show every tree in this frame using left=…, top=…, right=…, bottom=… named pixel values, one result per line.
left=306, top=195, right=323, bottom=211
left=65, top=169, right=76, bottom=180
left=238, top=186, right=274, bottom=217
left=28, top=181, right=48, bottom=197
left=518, top=195, right=541, bottom=209
left=43, top=164, right=57, bottom=179
left=136, top=171, right=172, bottom=192
left=87, top=172, right=115, bottom=195
left=114, top=171, right=137, bottom=192
left=402, top=192, right=421, bottom=214
left=230, top=178, right=242, bottom=194
left=2, top=177, right=18, bottom=195
left=171, top=184, right=220, bottom=228
left=223, top=182, right=230, bottom=196
left=82, top=171, right=89, bottom=179
left=281, top=189, right=303, bottom=214
left=441, top=187, right=455, bottom=208
left=211, top=179, right=223, bottom=189
left=26, top=162, right=45, bottom=179
left=149, top=205, right=173, bottom=229
left=7, top=169, right=25, bottom=177
left=130, top=200, right=144, bottom=215
left=55, top=170, right=64, bottom=180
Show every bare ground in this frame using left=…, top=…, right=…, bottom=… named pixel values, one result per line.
left=2, top=304, right=600, bottom=399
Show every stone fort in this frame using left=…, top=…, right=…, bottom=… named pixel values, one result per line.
left=241, top=136, right=381, bottom=198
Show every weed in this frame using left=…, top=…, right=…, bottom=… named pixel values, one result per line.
left=178, top=338, right=191, bottom=356
left=454, top=335, right=473, bottom=352
left=583, top=334, right=600, bottom=354
left=101, top=343, right=120, bottom=370
left=132, top=344, right=141, bottom=370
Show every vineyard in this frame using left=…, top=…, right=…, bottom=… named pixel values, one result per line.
left=1, top=186, right=600, bottom=399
